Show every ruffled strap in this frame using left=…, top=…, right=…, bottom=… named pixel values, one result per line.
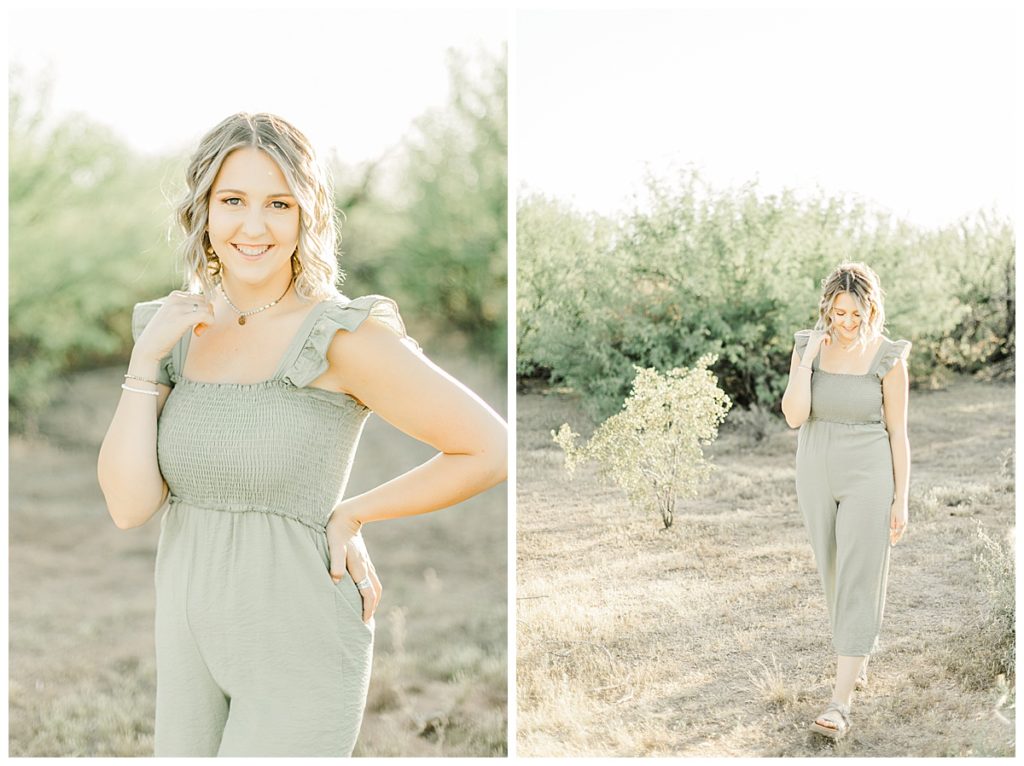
left=282, top=294, right=421, bottom=389
left=874, top=337, right=912, bottom=379
left=131, top=299, right=175, bottom=386
left=793, top=329, right=813, bottom=361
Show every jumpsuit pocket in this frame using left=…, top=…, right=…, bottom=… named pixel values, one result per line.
left=315, top=550, right=365, bottom=621
left=330, top=571, right=368, bottom=621
left=310, top=528, right=372, bottom=627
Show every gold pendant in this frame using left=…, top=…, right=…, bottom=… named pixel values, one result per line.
left=238, top=316, right=246, bottom=325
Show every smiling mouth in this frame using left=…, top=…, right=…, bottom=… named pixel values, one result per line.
left=233, top=244, right=274, bottom=257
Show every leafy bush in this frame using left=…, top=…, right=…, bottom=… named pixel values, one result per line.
left=9, top=66, right=180, bottom=430
left=515, top=194, right=617, bottom=385
left=518, top=170, right=1014, bottom=419
left=552, top=355, right=731, bottom=528
left=350, top=46, right=508, bottom=363
left=973, top=522, right=1015, bottom=681
left=947, top=521, right=1016, bottom=690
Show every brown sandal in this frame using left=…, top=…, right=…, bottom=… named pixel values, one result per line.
left=810, top=701, right=851, bottom=740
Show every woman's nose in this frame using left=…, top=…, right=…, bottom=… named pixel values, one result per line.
left=241, top=208, right=268, bottom=236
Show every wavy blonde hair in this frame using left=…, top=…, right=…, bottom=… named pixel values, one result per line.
left=175, top=112, right=343, bottom=301
left=814, top=261, right=886, bottom=348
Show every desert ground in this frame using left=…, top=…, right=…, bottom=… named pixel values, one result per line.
left=517, top=376, right=1014, bottom=756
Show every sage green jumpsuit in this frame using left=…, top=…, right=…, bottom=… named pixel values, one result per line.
left=130, top=294, right=419, bottom=756
left=793, top=330, right=910, bottom=657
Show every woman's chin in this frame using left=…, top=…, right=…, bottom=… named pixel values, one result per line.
left=222, top=259, right=292, bottom=284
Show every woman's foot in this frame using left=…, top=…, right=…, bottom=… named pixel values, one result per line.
left=809, top=700, right=851, bottom=740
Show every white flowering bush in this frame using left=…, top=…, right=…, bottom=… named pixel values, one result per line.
left=552, top=354, right=731, bottom=528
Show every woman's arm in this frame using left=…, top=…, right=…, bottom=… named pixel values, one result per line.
left=781, top=331, right=826, bottom=429
left=325, top=317, right=508, bottom=529
left=96, top=355, right=172, bottom=529
left=97, top=292, right=216, bottom=529
left=882, top=356, right=911, bottom=541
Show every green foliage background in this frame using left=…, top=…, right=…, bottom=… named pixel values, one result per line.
left=9, top=46, right=507, bottom=432
left=517, top=171, right=1014, bottom=419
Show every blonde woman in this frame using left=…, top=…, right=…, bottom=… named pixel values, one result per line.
left=781, top=262, right=911, bottom=740
left=97, top=113, right=507, bottom=756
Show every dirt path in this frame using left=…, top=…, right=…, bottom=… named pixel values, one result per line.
left=9, top=353, right=507, bottom=757
left=516, top=377, right=1014, bottom=756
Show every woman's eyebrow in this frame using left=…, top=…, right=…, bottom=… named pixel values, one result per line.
left=214, top=188, right=295, bottom=198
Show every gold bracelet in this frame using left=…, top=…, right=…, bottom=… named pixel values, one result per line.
left=121, top=383, right=159, bottom=397
left=125, top=372, right=160, bottom=385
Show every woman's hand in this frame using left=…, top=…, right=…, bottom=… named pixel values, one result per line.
left=890, top=499, right=908, bottom=545
left=805, top=329, right=832, bottom=362
left=133, top=290, right=216, bottom=363
left=326, top=508, right=382, bottom=623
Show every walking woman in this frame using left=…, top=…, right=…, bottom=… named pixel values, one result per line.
left=781, top=262, right=911, bottom=740
left=96, top=113, right=507, bottom=756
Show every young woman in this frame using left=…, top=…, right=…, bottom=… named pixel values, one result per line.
left=96, top=113, right=508, bottom=756
left=781, top=262, right=911, bottom=740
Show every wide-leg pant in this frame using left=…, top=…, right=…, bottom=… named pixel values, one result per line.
left=796, top=420, right=894, bottom=656
left=153, top=501, right=374, bottom=756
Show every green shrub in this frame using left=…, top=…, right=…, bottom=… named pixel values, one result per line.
left=387, top=46, right=507, bottom=362
left=973, top=522, right=1015, bottom=681
left=515, top=194, right=617, bottom=386
left=9, top=67, right=180, bottom=430
left=518, top=170, right=1014, bottom=418
left=552, top=355, right=731, bottom=528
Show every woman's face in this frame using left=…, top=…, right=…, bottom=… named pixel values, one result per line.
left=830, top=291, right=864, bottom=341
left=207, top=146, right=300, bottom=287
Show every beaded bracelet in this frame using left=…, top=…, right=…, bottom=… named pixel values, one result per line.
left=121, top=383, right=159, bottom=397
left=124, top=372, right=160, bottom=385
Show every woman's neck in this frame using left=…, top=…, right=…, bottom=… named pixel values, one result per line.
left=833, top=333, right=882, bottom=358
left=218, top=271, right=295, bottom=312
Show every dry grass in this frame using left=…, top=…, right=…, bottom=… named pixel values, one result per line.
left=8, top=350, right=507, bottom=757
left=517, top=376, right=1014, bottom=756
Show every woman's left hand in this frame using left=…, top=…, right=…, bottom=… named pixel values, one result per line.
left=889, top=500, right=908, bottom=545
left=326, top=509, right=382, bottom=623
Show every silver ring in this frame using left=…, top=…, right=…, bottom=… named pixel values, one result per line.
left=192, top=303, right=198, bottom=312
left=355, top=577, right=373, bottom=590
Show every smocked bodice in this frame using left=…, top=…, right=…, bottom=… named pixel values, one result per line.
left=793, top=330, right=911, bottom=427
left=131, top=293, right=419, bottom=531
left=157, top=379, right=370, bottom=529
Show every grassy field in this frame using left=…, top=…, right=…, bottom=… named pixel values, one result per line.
left=517, top=376, right=1014, bottom=757
left=8, top=350, right=507, bottom=757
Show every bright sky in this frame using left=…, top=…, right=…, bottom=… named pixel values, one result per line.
left=517, top=7, right=1016, bottom=229
left=9, top=6, right=506, bottom=162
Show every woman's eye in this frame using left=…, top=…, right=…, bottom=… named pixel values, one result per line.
left=223, top=197, right=242, bottom=206
left=271, top=201, right=290, bottom=210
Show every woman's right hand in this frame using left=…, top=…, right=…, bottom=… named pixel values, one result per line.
left=804, top=329, right=831, bottom=363
left=133, top=290, right=216, bottom=362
